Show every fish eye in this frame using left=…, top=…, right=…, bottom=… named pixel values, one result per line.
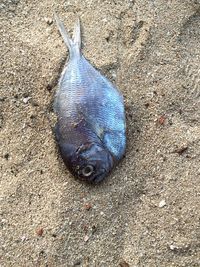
left=82, top=165, right=94, bottom=177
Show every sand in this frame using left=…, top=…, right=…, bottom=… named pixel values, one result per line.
left=1, top=0, right=200, bottom=266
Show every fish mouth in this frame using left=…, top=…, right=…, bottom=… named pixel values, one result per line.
left=75, top=146, right=114, bottom=183
left=91, top=153, right=114, bottom=183
left=88, top=169, right=108, bottom=183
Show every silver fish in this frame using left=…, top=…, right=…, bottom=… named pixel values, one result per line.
left=54, top=15, right=126, bottom=183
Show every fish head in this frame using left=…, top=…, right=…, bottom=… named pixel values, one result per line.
left=72, top=142, right=114, bottom=183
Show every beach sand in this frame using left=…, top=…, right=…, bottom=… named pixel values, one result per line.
left=1, top=0, right=200, bottom=266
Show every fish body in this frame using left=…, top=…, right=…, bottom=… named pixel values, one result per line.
left=54, top=15, right=126, bottom=183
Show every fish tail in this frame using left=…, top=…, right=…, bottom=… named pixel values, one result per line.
left=54, top=14, right=81, bottom=58
left=73, top=18, right=81, bottom=52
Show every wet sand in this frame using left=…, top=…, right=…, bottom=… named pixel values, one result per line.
left=1, top=0, right=200, bottom=266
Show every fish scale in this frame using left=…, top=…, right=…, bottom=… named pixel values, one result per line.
left=54, top=15, right=126, bottom=183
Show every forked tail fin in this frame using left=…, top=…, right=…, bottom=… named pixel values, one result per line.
left=54, top=14, right=81, bottom=58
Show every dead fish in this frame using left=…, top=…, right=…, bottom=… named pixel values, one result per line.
left=54, top=15, right=126, bottom=183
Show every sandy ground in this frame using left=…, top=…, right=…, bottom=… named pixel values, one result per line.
left=1, top=0, right=200, bottom=266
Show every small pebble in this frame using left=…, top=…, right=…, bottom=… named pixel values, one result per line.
left=44, top=17, right=53, bottom=25
left=4, top=153, right=9, bottom=160
left=158, top=115, right=166, bottom=125
left=84, top=203, right=92, bottom=210
left=169, top=244, right=177, bottom=250
left=83, top=224, right=88, bottom=233
left=119, top=260, right=130, bottom=267
left=158, top=199, right=166, bottom=208
left=36, top=227, right=44, bottom=236
left=23, top=97, right=32, bottom=104
left=84, top=235, right=89, bottom=242
left=173, top=146, right=188, bottom=155
left=73, top=259, right=81, bottom=266
left=21, top=236, right=27, bottom=242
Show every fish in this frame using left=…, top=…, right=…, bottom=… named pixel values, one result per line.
left=54, top=15, right=126, bottom=183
